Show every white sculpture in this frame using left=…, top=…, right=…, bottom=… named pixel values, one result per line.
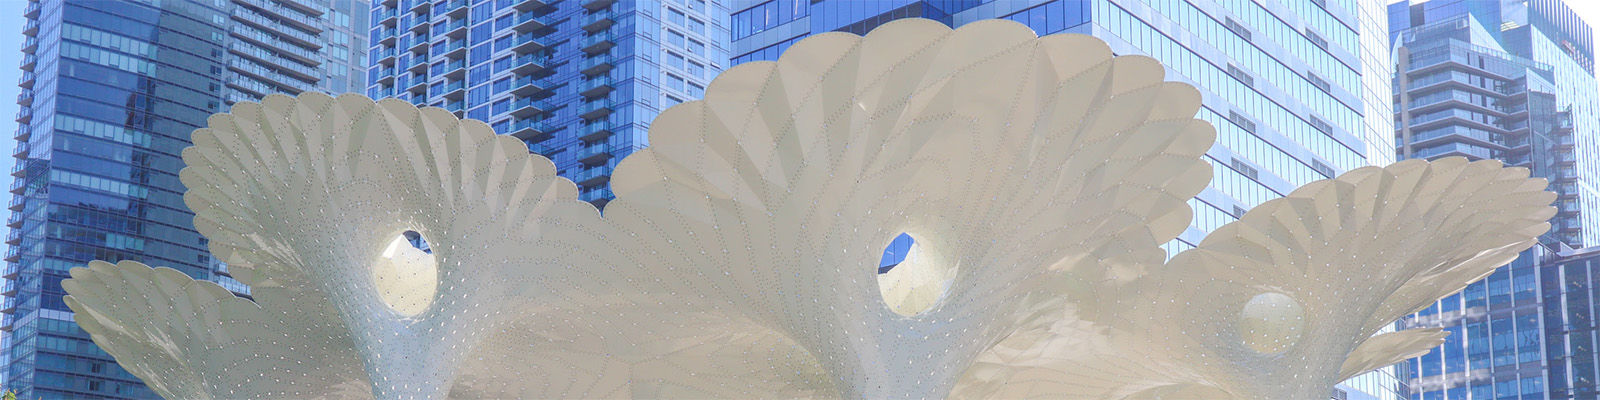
left=61, top=19, right=1552, bottom=399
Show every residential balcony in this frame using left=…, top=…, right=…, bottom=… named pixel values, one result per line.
left=13, top=125, right=28, bottom=142
left=231, top=41, right=321, bottom=79
left=7, top=162, right=21, bottom=178
left=405, top=55, right=429, bottom=74
left=508, top=96, right=555, bottom=118
left=579, top=55, right=612, bottom=76
left=509, top=75, right=552, bottom=96
left=21, top=37, right=35, bottom=54
left=581, top=9, right=613, bottom=32
left=369, top=86, right=396, bottom=99
left=229, top=58, right=317, bottom=91
left=407, top=32, right=431, bottom=53
left=13, top=108, right=29, bottom=124
left=24, top=2, right=38, bottom=18
left=21, top=54, right=34, bottom=69
left=1412, top=142, right=1494, bottom=160
left=513, top=0, right=556, bottom=11
left=405, top=77, right=428, bottom=95
left=579, top=76, right=613, bottom=98
left=512, top=10, right=559, bottom=32
left=577, top=142, right=612, bottom=164
left=434, top=39, right=468, bottom=59
left=578, top=120, right=612, bottom=142
left=372, top=6, right=398, bottom=25
left=436, top=80, right=466, bottom=100
left=17, top=72, right=32, bottom=89
left=572, top=166, right=609, bottom=186
left=581, top=0, right=615, bottom=11
left=434, top=0, right=469, bottom=19
left=440, top=100, right=464, bottom=112
left=430, top=59, right=465, bottom=77
left=435, top=18, right=468, bottom=39
left=579, top=99, right=612, bottom=120
left=508, top=119, right=555, bottom=141
left=408, top=14, right=431, bottom=33
left=374, top=26, right=398, bottom=46
left=234, top=6, right=322, bottom=46
left=274, top=0, right=324, bottom=16
left=509, top=53, right=553, bottom=76
left=510, top=32, right=555, bottom=54
left=22, top=20, right=36, bottom=36
left=374, top=69, right=397, bottom=85
left=230, top=24, right=320, bottom=63
left=372, top=47, right=397, bottom=63
left=15, top=90, right=31, bottom=107
left=579, top=187, right=613, bottom=203
left=580, top=33, right=614, bottom=54
left=6, top=196, right=20, bottom=212
left=408, top=0, right=430, bottom=14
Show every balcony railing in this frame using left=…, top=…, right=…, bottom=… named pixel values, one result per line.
left=579, top=55, right=612, bottom=76
left=234, top=6, right=321, bottom=45
left=579, top=76, right=613, bottom=97
left=580, top=33, right=614, bottom=54
left=579, top=187, right=613, bottom=202
left=577, top=142, right=612, bottom=164
left=578, top=99, right=612, bottom=119
left=578, top=120, right=612, bottom=142
left=571, top=166, right=609, bottom=186
left=372, top=6, right=398, bottom=23
left=241, top=0, right=323, bottom=29
left=581, top=10, right=613, bottom=32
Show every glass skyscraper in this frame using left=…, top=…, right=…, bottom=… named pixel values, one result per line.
left=364, top=0, right=728, bottom=206
left=1, top=0, right=367, bottom=397
left=1389, top=0, right=1600, bottom=399
left=730, top=0, right=1400, bottom=398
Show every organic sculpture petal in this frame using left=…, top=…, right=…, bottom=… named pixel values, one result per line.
left=948, top=158, right=1553, bottom=399
left=600, top=18, right=1212, bottom=399
left=63, top=261, right=369, bottom=400
left=96, top=91, right=600, bottom=399
left=58, top=18, right=1555, bottom=400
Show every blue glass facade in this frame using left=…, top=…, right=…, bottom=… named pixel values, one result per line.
left=2, top=0, right=367, bottom=397
left=729, top=0, right=1399, bottom=398
left=1390, top=1, right=1600, bottom=399
left=365, top=0, right=728, bottom=206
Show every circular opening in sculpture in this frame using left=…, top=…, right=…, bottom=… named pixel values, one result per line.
left=375, top=230, right=438, bottom=317
left=1238, top=292, right=1305, bottom=354
left=876, top=233, right=955, bottom=317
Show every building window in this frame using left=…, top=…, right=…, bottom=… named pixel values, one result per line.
left=688, top=39, right=704, bottom=55
left=666, top=52, right=685, bottom=69
left=732, top=0, right=808, bottom=39
left=669, top=8, right=686, bottom=25
left=687, top=61, right=704, bottom=78
left=689, top=17, right=705, bottom=34
left=668, top=30, right=685, bottom=47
